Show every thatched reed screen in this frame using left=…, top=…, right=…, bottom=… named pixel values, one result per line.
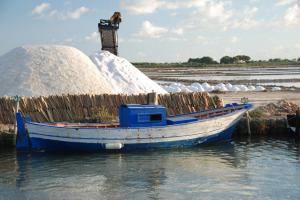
left=0, top=92, right=222, bottom=124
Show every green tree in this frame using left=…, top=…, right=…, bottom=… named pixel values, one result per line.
left=233, top=55, right=251, bottom=63
left=298, top=57, right=300, bottom=62
left=269, top=58, right=281, bottom=62
left=220, top=56, right=234, bottom=64
left=188, top=56, right=218, bottom=64
left=199, top=56, right=216, bottom=64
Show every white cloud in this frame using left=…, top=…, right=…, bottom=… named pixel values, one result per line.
left=284, top=4, right=300, bottom=25
left=244, top=6, right=258, bottom=16
left=47, top=9, right=59, bottom=17
left=229, top=36, right=239, bottom=43
left=122, top=0, right=247, bottom=32
left=197, top=35, right=206, bottom=41
left=172, top=28, right=184, bottom=35
left=180, top=1, right=233, bottom=32
left=121, top=0, right=224, bottom=15
left=276, top=0, right=298, bottom=6
left=203, top=1, right=232, bottom=22
left=67, top=6, right=90, bottom=19
left=32, top=3, right=50, bottom=15
left=31, top=3, right=90, bottom=20
left=195, top=35, right=209, bottom=44
left=184, top=0, right=210, bottom=8
left=121, top=0, right=299, bottom=32
left=85, top=32, right=99, bottom=41
left=136, top=21, right=168, bottom=38
left=232, top=18, right=260, bottom=29
left=230, top=6, right=261, bottom=30
left=121, top=0, right=167, bottom=14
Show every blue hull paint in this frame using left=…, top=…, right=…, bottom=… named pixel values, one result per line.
left=28, top=123, right=237, bottom=152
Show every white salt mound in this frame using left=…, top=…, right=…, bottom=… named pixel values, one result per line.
left=271, top=86, right=281, bottom=91
left=90, top=51, right=167, bottom=95
left=162, top=82, right=270, bottom=93
left=0, top=45, right=167, bottom=96
left=0, top=45, right=113, bottom=96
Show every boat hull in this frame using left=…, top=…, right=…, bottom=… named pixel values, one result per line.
left=20, top=109, right=246, bottom=152
left=28, top=122, right=237, bottom=152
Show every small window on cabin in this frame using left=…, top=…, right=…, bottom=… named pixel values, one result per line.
left=150, top=114, right=162, bottom=122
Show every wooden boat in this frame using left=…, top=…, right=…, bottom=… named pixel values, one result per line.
left=16, top=103, right=252, bottom=152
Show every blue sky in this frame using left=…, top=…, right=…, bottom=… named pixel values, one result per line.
left=0, top=0, right=300, bottom=62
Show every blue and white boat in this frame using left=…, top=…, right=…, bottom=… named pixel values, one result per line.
left=16, top=103, right=252, bottom=152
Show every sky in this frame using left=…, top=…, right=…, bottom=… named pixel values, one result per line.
left=0, top=0, right=300, bottom=62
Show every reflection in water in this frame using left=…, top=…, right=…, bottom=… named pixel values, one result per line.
left=0, top=137, right=300, bottom=199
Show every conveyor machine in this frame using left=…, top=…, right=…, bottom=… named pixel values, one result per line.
left=98, top=12, right=121, bottom=56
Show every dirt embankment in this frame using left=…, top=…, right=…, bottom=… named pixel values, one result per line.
left=217, top=91, right=300, bottom=106
left=235, top=100, right=299, bottom=136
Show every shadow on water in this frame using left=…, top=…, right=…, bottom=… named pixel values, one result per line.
left=1, top=137, right=300, bottom=199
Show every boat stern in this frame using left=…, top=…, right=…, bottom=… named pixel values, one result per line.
left=243, top=103, right=253, bottom=110
left=15, top=112, right=31, bottom=150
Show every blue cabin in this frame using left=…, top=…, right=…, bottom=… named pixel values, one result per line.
left=119, top=104, right=167, bottom=127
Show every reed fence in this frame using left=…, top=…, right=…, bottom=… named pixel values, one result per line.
left=0, top=92, right=223, bottom=124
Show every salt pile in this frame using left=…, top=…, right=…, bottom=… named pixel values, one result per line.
left=0, top=45, right=167, bottom=97
left=0, top=45, right=113, bottom=96
left=162, top=82, right=269, bottom=93
left=90, top=51, right=167, bottom=95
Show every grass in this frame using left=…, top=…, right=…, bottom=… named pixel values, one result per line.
left=248, top=108, right=268, bottom=119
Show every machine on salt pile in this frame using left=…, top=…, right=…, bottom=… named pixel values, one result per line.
left=16, top=102, right=252, bottom=152
left=98, top=12, right=121, bottom=56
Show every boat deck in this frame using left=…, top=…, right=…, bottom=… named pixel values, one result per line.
left=41, top=105, right=246, bottom=129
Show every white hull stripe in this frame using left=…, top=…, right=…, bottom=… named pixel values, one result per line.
left=29, top=126, right=222, bottom=141
left=29, top=126, right=229, bottom=144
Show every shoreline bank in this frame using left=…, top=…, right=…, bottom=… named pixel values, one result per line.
left=1, top=91, right=299, bottom=148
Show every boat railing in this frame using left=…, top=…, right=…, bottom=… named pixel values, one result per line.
left=188, top=104, right=246, bottom=119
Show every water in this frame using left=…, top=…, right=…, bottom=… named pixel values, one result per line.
left=1, top=137, right=300, bottom=200
left=143, top=66, right=300, bottom=88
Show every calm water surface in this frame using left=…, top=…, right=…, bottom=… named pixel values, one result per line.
left=144, top=66, right=300, bottom=88
left=0, top=137, right=300, bottom=200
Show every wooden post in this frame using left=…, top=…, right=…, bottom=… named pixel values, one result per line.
left=147, top=92, right=158, bottom=105
left=13, top=96, right=20, bottom=146
left=246, top=111, right=251, bottom=136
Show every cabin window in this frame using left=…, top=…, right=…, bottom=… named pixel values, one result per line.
left=137, top=113, right=162, bottom=123
left=150, top=114, right=162, bottom=122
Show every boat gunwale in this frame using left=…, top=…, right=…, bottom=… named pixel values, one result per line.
left=25, top=105, right=250, bottom=130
